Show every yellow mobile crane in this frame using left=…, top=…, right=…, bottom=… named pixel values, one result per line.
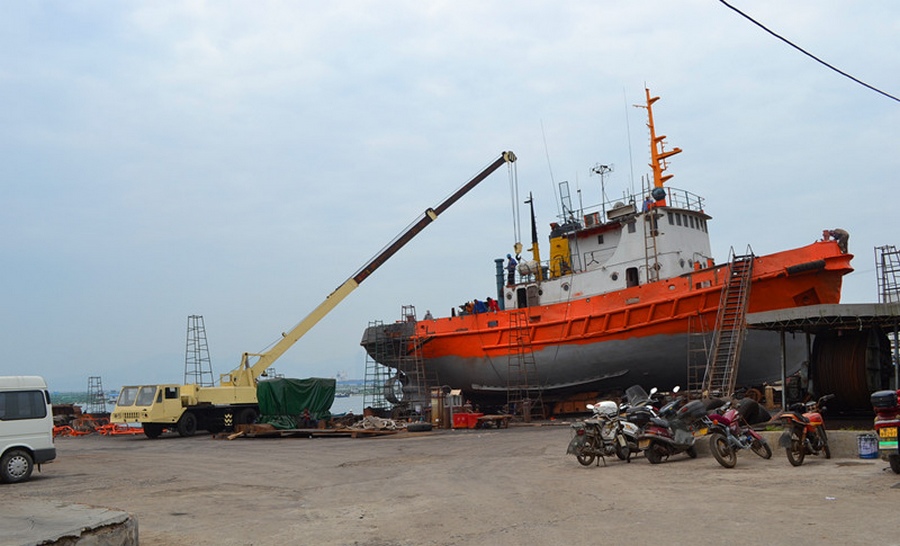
left=111, top=151, right=516, bottom=438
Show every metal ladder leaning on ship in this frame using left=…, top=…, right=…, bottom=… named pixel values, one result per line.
left=507, top=309, right=544, bottom=422
left=701, top=249, right=754, bottom=398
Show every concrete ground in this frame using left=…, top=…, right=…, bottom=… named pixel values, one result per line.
left=3, top=424, right=899, bottom=546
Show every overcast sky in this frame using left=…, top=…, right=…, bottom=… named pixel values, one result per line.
left=2, top=1, right=898, bottom=392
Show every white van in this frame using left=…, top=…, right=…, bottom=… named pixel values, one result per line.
left=0, top=376, right=56, bottom=483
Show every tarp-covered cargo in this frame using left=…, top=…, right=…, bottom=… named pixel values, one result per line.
left=257, top=377, right=336, bottom=429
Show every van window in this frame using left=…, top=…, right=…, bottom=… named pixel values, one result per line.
left=0, top=390, right=48, bottom=420
left=136, top=386, right=158, bottom=406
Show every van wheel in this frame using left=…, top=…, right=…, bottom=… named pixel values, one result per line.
left=1, top=449, right=34, bottom=483
left=177, top=412, right=198, bottom=437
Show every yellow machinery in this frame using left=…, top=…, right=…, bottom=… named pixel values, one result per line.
left=111, top=151, right=517, bottom=438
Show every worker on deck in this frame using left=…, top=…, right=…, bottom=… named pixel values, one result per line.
left=506, top=254, right=517, bottom=286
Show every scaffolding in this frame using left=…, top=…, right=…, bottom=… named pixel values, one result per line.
left=184, top=315, right=215, bottom=387
left=86, top=376, right=107, bottom=415
left=876, top=245, right=900, bottom=387
left=876, top=245, right=900, bottom=304
left=363, top=320, right=393, bottom=413
left=393, top=305, right=434, bottom=416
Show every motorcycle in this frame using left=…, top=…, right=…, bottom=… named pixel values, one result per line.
left=617, top=385, right=664, bottom=459
left=871, top=389, right=900, bottom=474
left=778, top=393, right=835, bottom=466
left=567, top=400, right=630, bottom=466
left=638, top=389, right=708, bottom=464
left=707, top=398, right=773, bottom=468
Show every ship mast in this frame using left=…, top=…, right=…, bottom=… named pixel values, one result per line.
left=643, top=87, right=682, bottom=207
left=525, top=192, right=543, bottom=281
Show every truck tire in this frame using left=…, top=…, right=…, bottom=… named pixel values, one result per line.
left=177, top=412, right=198, bottom=437
left=406, top=422, right=433, bottom=432
left=143, top=424, right=164, bottom=439
left=237, top=408, right=258, bottom=426
left=1, top=449, right=34, bottom=483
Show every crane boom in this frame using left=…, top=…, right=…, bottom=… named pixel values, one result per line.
left=222, top=151, right=517, bottom=387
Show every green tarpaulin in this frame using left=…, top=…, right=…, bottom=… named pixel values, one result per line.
left=256, top=377, right=336, bottom=429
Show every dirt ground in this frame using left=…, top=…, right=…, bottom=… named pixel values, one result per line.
left=5, top=425, right=900, bottom=546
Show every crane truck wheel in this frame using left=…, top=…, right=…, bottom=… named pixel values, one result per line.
left=176, top=412, right=198, bottom=437
left=237, top=408, right=258, bottom=426
left=143, top=424, right=164, bottom=439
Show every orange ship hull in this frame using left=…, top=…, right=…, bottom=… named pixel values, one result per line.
left=362, top=240, right=852, bottom=398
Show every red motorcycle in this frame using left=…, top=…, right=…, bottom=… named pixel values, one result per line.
left=778, top=394, right=834, bottom=466
left=871, top=389, right=900, bottom=474
left=707, top=399, right=772, bottom=468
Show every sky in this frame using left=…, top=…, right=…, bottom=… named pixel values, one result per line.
left=2, top=1, right=898, bottom=392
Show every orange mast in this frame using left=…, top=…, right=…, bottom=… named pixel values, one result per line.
left=644, top=87, right=682, bottom=207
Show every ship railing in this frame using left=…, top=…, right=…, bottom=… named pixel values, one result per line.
left=662, top=187, right=705, bottom=213
left=567, top=186, right=705, bottom=226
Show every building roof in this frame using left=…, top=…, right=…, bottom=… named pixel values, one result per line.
left=746, top=303, right=900, bottom=334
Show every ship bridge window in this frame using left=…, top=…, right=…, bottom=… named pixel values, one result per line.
left=627, top=221, right=636, bottom=234
left=675, top=214, right=682, bottom=226
left=689, top=216, right=695, bottom=229
left=626, top=267, right=639, bottom=288
left=667, top=212, right=674, bottom=225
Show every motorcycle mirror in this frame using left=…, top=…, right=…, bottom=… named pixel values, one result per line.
left=673, top=386, right=681, bottom=394
left=586, top=404, right=595, bottom=410
left=649, top=387, right=658, bottom=396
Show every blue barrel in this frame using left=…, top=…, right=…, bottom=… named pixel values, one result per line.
left=858, top=434, right=878, bottom=459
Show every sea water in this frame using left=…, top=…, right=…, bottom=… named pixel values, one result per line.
left=329, top=394, right=366, bottom=416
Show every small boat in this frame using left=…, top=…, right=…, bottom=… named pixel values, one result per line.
left=361, top=88, right=853, bottom=408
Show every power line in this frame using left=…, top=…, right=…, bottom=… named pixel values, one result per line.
left=719, top=0, right=900, bottom=104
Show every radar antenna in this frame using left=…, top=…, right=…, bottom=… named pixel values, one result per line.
left=591, top=163, right=614, bottom=222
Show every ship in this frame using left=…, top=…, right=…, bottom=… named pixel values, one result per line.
left=361, top=88, right=854, bottom=409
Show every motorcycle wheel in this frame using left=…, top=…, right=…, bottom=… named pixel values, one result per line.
left=710, top=432, right=737, bottom=468
left=819, top=428, right=831, bottom=459
left=576, top=437, right=597, bottom=466
left=686, top=445, right=698, bottom=459
left=750, top=438, right=772, bottom=459
left=615, top=442, right=629, bottom=461
left=786, top=431, right=805, bottom=466
left=889, top=455, right=900, bottom=475
left=645, top=446, right=664, bottom=464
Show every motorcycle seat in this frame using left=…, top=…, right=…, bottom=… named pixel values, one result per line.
left=649, top=416, right=669, bottom=428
